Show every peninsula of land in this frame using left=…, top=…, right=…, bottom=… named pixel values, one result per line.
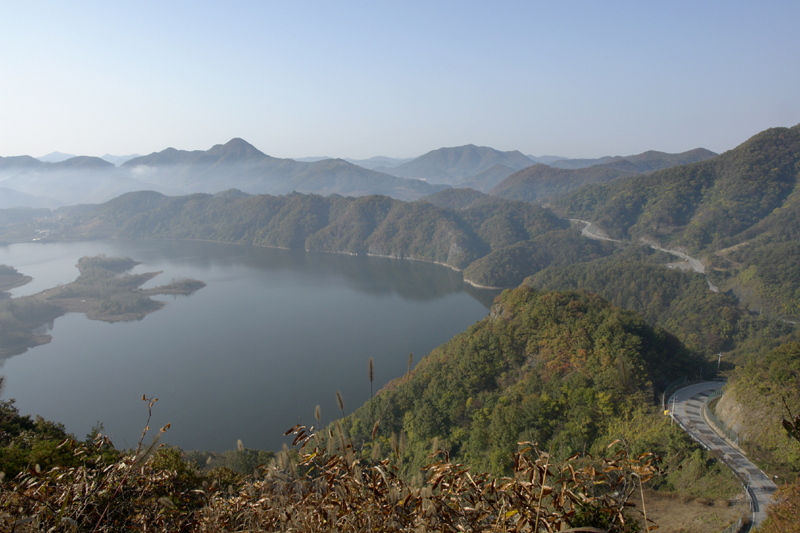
left=0, top=255, right=204, bottom=357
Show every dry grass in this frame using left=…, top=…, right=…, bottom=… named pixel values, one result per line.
left=641, top=490, right=748, bottom=533
left=1, top=421, right=663, bottom=532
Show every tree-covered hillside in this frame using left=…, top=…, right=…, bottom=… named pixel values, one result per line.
left=553, top=124, right=800, bottom=319
left=463, top=229, right=614, bottom=287
left=421, top=187, right=503, bottom=210
left=491, top=148, right=718, bottom=203
left=491, top=163, right=637, bottom=203
left=715, top=342, right=800, bottom=478
left=525, top=245, right=798, bottom=360
left=555, top=125, right=800, bottom=249
left=343, top=286, right=703, bottom=474
left=45, top=191, right=614, bottom=287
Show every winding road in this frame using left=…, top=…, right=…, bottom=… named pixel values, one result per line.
left=570, top=219, right=783, bottom=526
left=669, top=381, right=777, bottom=529
left=570, top=219, right=719, bottom=292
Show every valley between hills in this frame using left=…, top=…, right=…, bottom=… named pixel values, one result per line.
left=1, top=124, right=799, bottom=532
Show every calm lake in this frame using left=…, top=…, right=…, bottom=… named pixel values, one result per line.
left=0, top=240, right=499, bottom=452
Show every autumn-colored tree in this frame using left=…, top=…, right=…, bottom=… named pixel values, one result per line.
left=757, top=403, right=800, bottom=532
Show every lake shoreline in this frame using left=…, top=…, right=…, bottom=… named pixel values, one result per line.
left=0, top=238, right=493, bottom=453
left=97, top=236, right=509, bottom=291
left=6, top=235, right=508, bottom=291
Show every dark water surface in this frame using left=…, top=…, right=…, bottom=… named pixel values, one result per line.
left=0, top=240, right=498, bottom=452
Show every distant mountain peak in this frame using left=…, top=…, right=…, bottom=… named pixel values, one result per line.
left=224, top=137, right=253, bottom=147
left=390, top=144, right=535, bottom=184
left=51, top=156, right=115, bottom=169
left=208, top=138, right=269, bottom=161
left=123, top=139, right=271, bottom=168
left=37, top=151, right=76, bottom=163
left=212, top=138, right=259, bottom=152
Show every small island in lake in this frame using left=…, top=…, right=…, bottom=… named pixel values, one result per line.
left=0, top=254, right=205, bottom=357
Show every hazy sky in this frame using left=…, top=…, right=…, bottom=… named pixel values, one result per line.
left=2, top=1, right=798, bottom=160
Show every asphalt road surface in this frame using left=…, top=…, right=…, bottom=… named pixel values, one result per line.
left=669, top=381, right=777, bottom=529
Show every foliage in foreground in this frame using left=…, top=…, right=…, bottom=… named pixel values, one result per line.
left=757, top=477, right=800, bottom=533
left=757, top=408, right=800, bottom=532
left=0, top=399, right=113, bottom=480
left=594, top=406, right=741, bottom=500
left=1, top=419, right=661, bottom=532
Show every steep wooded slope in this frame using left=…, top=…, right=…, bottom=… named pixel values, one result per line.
left=343, top=286, right=702, bottom=473
left=524, top=244, right=799, bottom=359
left=555, top=125, right=800, bottom=248
left=715, top=342, right=800, bottom=477
left=554, top=124, right=800, bottom=318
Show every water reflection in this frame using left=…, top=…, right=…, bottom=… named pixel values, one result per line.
left=0, top=239, right=500, bottom=452
left=31, top=321, right=55, bottom=335
left=127, top=240, right=490, bottom=303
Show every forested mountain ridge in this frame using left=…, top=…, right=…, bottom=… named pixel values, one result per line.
left=421, top=188, right=505, bottom=210
left=0, top=155, right=47, bottom=173
left=123, top=138, right=270, bottom=167
left=0, top=154, right=113, bottom=174
left=459, top=163, right=519, bottom=192
left=0, top=154, right=113, bottom=175
left=549, top=148, right=717, bottom=171
left=0, top=140, right=717, bottom=208
left=490, top=147, right=718, bottom=203
left=555, top=125, right=800, bottom=249
left=554, top=124, right=800, bottom=319
left=46, top=191, right=608, bottom=287
left=490, top=163, right=638, bottom=203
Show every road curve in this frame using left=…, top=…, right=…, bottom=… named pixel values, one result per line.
left=669, top=381, right=777, bottom=529
left=569, top=218, right=621, bottom=244
left=569, top=219, right=719, bottom=292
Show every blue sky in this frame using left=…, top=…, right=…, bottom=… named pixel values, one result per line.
left=1, top=1, right=798, bottom=159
